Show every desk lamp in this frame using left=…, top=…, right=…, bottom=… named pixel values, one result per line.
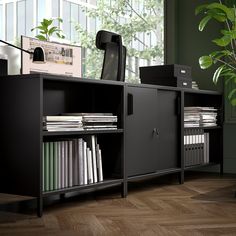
left=0, top=39, right=45, bottom=63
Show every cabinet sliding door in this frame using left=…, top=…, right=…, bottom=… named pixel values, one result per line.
left=126, top=86, right=159, bottom=177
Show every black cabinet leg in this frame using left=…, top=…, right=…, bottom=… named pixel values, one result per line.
left=220, top=163, right=224, bottom=175
left=178, top=172, right=184, bottom=184
left=37, top=197, right=43, bottom=217
left=60, top=193, right=66, bottom=201
left=121, top=182, right=127, bottom=198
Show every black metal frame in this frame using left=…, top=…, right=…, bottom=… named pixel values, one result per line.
left=0, top=74, right=223, bottom=216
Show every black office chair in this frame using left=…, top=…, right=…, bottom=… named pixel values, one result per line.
left=96, top=30, right=126, bottom=81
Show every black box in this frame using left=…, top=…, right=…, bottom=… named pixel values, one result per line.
left=140, top=64, right=192, bottom=88
left=140, top=76, right=192, bottom=88
left=0, top=59, right=8, bottom=76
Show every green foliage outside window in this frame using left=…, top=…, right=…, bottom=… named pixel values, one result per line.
left=74, top=0, right=164, bottom=83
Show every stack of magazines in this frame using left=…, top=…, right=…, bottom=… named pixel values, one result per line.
left=43, top=116, right=83, bottom=131
left=82, top=113, right=117, bottom=130
left=43, top=113, right=117, bottom=131
left=184, top=107, right=218, bottom=128
left=184, top=107, right=201, bottom=127
left=200, top=107, right=218, bottom=127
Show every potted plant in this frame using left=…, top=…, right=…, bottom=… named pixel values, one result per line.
left=195, top=0, right=236, bottom=105
left=31, top=17, right=65, bottom=41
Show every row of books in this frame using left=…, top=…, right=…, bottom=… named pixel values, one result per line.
left=184, top=106, right=218, bottom=128
left=43, top=113, right=118, bottom=132
left=184, top=129, right=209, bottom=167
left=43, top=135, right=103, bottom=192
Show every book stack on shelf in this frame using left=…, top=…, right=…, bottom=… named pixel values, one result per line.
left=43, top=113, right=118, bottom=132
left=184, top=107, right=218, bottom=128
left=43, top=135, right=103, bottom=192
left=184, top=129, right=209, bottom=167
left=82, top=113, right=117, bottom=130
left=184, top=107, right=201, bottom=127
left=43, top=116, right=83, bottom=132
left=200, top=107, right=218, bottom=127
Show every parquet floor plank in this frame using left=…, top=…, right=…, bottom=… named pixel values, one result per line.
left=0, top=173, right=236, bottom=235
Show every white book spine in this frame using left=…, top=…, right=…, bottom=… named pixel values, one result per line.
left=96, top=144, right=103, bottom=182
left=87, top=148, right=93, bottom=184
left=98, top=149, right=103, bottom=182
left=68, top=140, right=73, bottom=187
left=78, top=138, right=84, bottom=185
left=91, top=135, right=98, bottom=183
left=207, top=133, right=210, bottom=163
left=204, top=133, right=207, bottom=163
left=73, top=139, right=78, bottom=186
left=61, top=141, right=65, bottom=188
left=83, top=141, right=88, bottom=185
left=53, top=142, right=58, bottom=190
left=49, top=142, right=54, bottom=191
left=42, top=143, right=45, bottom=192
left=64, top=141, right=68, bottom=188
left=58, top=141, right=61, bottom=189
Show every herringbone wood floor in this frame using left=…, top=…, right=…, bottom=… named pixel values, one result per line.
left=1, top=173, right=236, bottom=236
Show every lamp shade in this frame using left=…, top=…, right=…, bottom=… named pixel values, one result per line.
left=33, top=47, right=45, bottom=63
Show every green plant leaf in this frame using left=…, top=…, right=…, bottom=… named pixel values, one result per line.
left=225, top=76, right=233, bottom=85
left=208, top=8, right=227, bottom=22
left=42, top=18, right=53, bottom=27
left=199, top=15, right=212, bottom=31
left=213, top=65, right=225, bottom=84
left=224, top=72, right=236, bottom=85
left=195, top=4, right=209, bottom=15
left=39, top=30, right=46, bottom=34
left=228, top=88, right=236, bottom=100
left=221, top=29, right=236, bottom=39
left=57, top=17, right=63, bottom=23
left=36, top=25, right=47, bottom=31
left=230, top=98, right=236, bottom=106
left=212, top=35, right=231, bottom=47
left=35, top=35, right=47, bottom=41
left=210, top=50, right=231, bottom=59
left=48, top=27, right=58, bottom=35
left=41, top=19, right=49, bottom=27
left=207, top=3, right=234, bottom=22
left=55, top=32, right=65, bottom=39
left=199, top=56, right=213, bottom=69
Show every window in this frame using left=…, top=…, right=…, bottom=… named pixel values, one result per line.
left=0, top=0, right=164, bottom=83
left=0, top=4, right=3, bottom=39
left=6, top=2, right=14, bottom=41
left=17, top=0, right=26, bottom=38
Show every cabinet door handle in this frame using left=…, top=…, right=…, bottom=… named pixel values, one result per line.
left=153, top=128, right=159, bottom=136
left=127, top=93, right=133, bottom=115
left=176, top=96, right=181, bottom=115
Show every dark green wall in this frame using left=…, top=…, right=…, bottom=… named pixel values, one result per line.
left=166, top=0, right=236, bottom=173
left=166, top=0, right=222, bottom=91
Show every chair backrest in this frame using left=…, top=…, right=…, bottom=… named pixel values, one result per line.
left=96, top=30, right=126, bottom=81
